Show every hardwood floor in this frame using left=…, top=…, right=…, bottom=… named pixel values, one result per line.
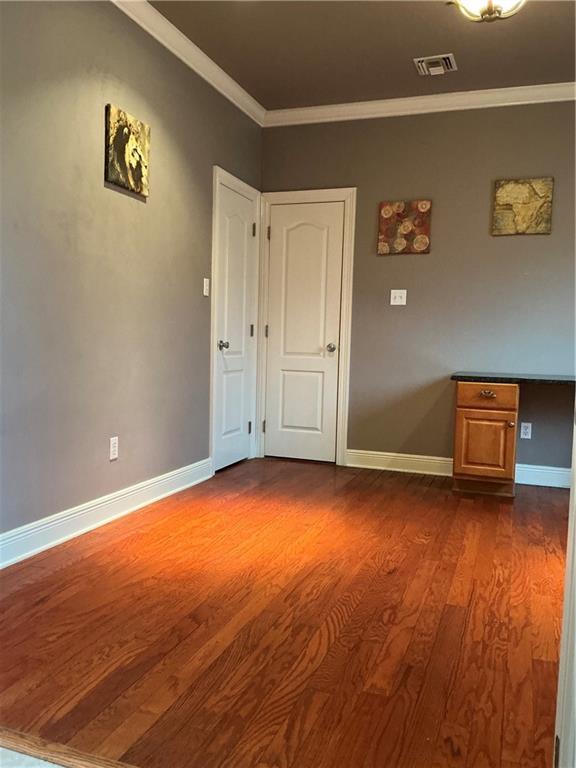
left=0, top=459, right=568, bottom=768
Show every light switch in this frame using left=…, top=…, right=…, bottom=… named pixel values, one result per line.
left=203, top=278, right=210, bottom=297
left=390, top=289, right=407, bottom=306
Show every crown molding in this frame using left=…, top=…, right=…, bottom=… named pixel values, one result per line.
left=112, top=1, right=574, bottom=129
left=263, top=81, right=576, bottom=127
left=111, top=0, right=266, bottom=126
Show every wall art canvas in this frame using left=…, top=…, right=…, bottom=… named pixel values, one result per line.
left=105, top=104, right=150, bottom=197
left=491, top=177, right=553, bottom=236
left=378, top=200, right=432, bottom=255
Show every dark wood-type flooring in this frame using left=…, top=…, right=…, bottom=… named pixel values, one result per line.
left=0, top=459, right=568, bottom=768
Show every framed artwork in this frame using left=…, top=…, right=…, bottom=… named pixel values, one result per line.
left=491, top=177, right=553, bottom=235
left=378, top=200, right=432, bottom=255
left=105, top=104, right=150, bottom=197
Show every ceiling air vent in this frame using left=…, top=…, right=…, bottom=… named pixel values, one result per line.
left=413, top=53, right=458, bottom=76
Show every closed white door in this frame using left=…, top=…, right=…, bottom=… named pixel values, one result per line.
left=265, top=201, right=344, bottom=462
left=213, top=178, right=259, bottom=471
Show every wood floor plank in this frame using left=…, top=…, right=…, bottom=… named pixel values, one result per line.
left=0, top=460, right=568, bottom=768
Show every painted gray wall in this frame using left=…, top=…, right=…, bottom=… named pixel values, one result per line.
left=1, top=3, right=573, bottom=536
left=0, top=1, right=261, bottom=532
left=262, top=103, right=575, bottom=466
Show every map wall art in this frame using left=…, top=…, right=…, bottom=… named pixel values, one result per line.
left=378, top=200, right=432, bottom=255
left=491, top=177, right=553, bottom=235
left=105, top=104, right=150, bottom=197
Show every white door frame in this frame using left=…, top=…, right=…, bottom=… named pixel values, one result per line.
left=210, top=166, right=261, bottom=468
left=256, top=187, right=357, bottom=466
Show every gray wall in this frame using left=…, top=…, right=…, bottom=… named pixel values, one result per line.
left=1, top=3, right=573, bottom=535
left=262, top=104, right=575, bottom=466
left=0, top=1, right=261, bottom=532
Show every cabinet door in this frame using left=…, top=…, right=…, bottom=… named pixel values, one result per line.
left=454, top=408, right=517, bottom=480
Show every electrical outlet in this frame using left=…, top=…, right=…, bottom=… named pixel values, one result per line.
left=110, top=435, right=119, bottom=461
left=390, top=289, right=407, bottom=306
left=203, top=278, right=210, bottom=297
left=520, top=422, right=532, bottom=440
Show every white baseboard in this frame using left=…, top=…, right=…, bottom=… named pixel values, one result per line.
left=515, top=463, right=571, bottom=489
left=0, top=458, right=214, bottom=569
left=345, top=449, right=453, bottom=476
left=344, top=449, right=571, bottom=489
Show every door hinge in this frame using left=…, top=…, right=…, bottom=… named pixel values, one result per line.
left=250, top=323, right=254, bottom=337
left=265, top=324, right=269, bottom=338
left=267, top=225, right=271, bottom=240
left=248, top=420, right=252, bottom=435
left=252, top=222, right=256, bottom=237
left=262, top=419, right=266, bottom=433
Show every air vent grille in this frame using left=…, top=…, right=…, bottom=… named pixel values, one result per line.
left=414, top=53, right=458, bottom=76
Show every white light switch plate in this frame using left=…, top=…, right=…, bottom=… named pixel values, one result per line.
left=203, top=278, right=210, bottom=297
left=390, top=289, right=407, bottom=306
left=110, top=436, right=119, bottom=461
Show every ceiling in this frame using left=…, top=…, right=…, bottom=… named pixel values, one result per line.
left=151, top=1, right=575, bottom=110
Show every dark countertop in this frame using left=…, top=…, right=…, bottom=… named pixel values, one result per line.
left=451, top=371, right=576, bottom=385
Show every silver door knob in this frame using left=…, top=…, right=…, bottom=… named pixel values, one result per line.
left=218, top=340, right=230, bottom=351
left=326, top=343, right=337, bottom=353
left=508, top=421, right=516, bottom=427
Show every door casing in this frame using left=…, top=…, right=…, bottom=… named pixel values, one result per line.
left=211, top=175, right=356, bottom=468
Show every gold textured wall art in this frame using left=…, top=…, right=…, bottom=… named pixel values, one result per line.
left=105, top=105, right=150, bottom=197
left=491, top=177, right=553, bottom=236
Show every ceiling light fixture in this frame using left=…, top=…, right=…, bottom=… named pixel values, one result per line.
left=454, top=0, right=527, bottom=22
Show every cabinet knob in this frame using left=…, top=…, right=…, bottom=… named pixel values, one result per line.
left=508, top=421, right=516, bottom=427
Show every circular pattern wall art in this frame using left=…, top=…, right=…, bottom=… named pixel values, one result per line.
left=377, top=200, right=432, bottom=255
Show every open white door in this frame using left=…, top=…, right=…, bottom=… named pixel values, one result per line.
left=212, top=168, right=259, bottom=471
left=264, top=200, right=345, bottom=462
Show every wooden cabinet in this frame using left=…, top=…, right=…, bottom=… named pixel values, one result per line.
left=453, top=382, right=519, bottom=496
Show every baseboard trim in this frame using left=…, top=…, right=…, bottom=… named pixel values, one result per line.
left=344, top=449, right=571, bottom=489
left=515, top=463, right=571, bottom=489
left=0, top=458, right=214, bottom=569
left=345, top=449, right=453, bottom=476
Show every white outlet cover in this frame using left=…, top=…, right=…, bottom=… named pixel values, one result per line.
left=520, top=422, right=532, bottom=439
left=110, top=436, right=119, bottom=460
left=203, top=278, right=210, bottom=297
left=390, top=289, right=407, bottom=306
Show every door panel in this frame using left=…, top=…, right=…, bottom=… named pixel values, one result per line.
left=454, top=408, right=517, bottom=479
left=265, top=202, right=344, bottom=462
left=281, top=370, right=324, bottom=431
left=213, top=182, right=258, bottom=471
left=282, top=224, right=328, bottom=356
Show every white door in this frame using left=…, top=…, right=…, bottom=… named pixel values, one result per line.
left=213, top=174, right=259, bottom=471
left=265, top=201, right=344, bottom=462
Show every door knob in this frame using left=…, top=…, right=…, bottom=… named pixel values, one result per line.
left=218, top=340, right=230, bottom=351
left=508, top=421, right=516, bottom=427
left=326, top=343, right=337, bottom=353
